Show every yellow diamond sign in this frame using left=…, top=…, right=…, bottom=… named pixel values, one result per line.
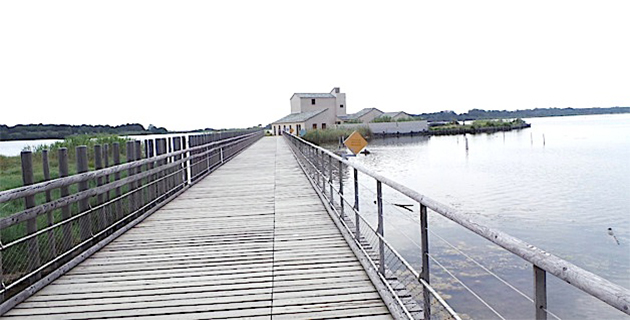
left=344, top=131, right=368, bottom=155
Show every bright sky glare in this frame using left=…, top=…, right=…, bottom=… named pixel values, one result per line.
left=1, top=1, right=629, bottom=131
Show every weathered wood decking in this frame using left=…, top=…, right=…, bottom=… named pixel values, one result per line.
left=3, top=137, right=392, bottom=319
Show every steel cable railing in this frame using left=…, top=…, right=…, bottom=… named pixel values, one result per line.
left=283, top=132, right=630, bottom=320
left=285, top=134, right=459, bottom=320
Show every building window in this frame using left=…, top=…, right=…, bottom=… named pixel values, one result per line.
left=335, top=121, right=341, bottom=125
left=311, top=99, right=316, bottom=105
left=340, top=104, right=344, bottom=108
left=313, top=123, right=317, bottom=130
left=322, top=123, right=326, bottom=130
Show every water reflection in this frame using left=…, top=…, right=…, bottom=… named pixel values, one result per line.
left=328, top=114, right=630, bottom=319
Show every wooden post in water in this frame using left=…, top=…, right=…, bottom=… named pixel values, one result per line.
left=376, top=180, right=384, bottom=275
left=534, top=265, right=548, bottom=320
left=76, top=146, right=91, bottom=242
left=113, top=143, right=122, bottom=221
left=42, top=150, right=56, bottom=260
left=20, top=151, right=41, bottom=281
left=420, top=204, right=431, bottom=320
left=58, top=148, right=72, bottom=252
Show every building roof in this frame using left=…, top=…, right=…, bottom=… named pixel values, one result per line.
left=380, top=111, right=411, bottom=118
left=292, top=93, right=336, bottom=99
left=273, top=109, right=328, bottom=124
left=345, top=108, right=383, bottom=120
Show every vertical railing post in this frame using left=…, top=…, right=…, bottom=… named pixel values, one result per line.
left=377, top=180, right=384, bottom=275
left=156, top=139, right=166, bottom=200
left=173, top=137, right=182, bottom=190
left=94, top=145, right=106, bottom=233
left=320, top=151, right=325, bottom=192
left=113, top=143, right=122, bottom=221
left=103, top=144, right=111, bottom=228
left=534, top=265, right=548, bottom=320
left=135, top=141, right=144, bottom=210
left=20, top=151, right=41, bottom=281
left=354, top=168, right=360, bottom=238
left=145, top=140, right=155, bottom=208
left=76, top=146, right=91, bottom=242
left=339, top=160, right=344, bottom=220
left=41, top=150, right=56, bottom=261
left=58, top=148, right=72, bottom=252
left=183, top=136, right=191, bottom=185
left=328, top=154, right=333, bottom=204
left=420, top=204, right=431, bottom=320
left=126, top=141, right=136, bottom=216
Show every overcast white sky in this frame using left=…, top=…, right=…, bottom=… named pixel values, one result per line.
left=1, top=1, right=629, bottom=131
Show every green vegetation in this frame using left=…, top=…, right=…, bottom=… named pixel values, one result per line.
left=343, top=119, right=362, bottom=124
left=430, top=118, right=529, bottom=132
left=0, top=123, right=166, bottom=141
left=417, top=107, right=630, bottom=122
left=371, top=116, right=424, bottom=123
left=371, top=116, right=393, bottom=123
left=302, top=126, right=372, bottom=145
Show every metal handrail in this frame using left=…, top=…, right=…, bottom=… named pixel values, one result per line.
left=284, top=133, right=630, bottom=317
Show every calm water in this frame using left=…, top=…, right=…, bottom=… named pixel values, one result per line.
left=338, top=114, right=630, bottom=319
left=0, top=139, right=62, bottom=157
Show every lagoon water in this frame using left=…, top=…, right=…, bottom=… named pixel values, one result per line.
left=339, top=114, right=630, bottom=319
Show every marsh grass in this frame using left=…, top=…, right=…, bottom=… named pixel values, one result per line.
left=302, top=126, right=372, bottom=145
left=1, top=134, right=137, bottom=275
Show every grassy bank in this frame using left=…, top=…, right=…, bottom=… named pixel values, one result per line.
left=430, top=119, right=529, bottom=134
left=302, top=126, right=372, bottom=145
left=1, top=135, right=132, bottom=220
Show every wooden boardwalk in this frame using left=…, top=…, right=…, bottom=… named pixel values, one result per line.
left=3, top=137, right=392, bottom=319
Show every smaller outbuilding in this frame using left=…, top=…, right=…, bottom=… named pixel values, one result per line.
left=271, top=109, right=329, bottom=136
left=338, top=108, right=384, bottom=124
left=378, top=111, right=414, bottom=121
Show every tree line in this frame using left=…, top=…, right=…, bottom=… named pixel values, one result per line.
left=0, top=123, right=168, bottom=141
left=414, top=107, right=630, bottom=122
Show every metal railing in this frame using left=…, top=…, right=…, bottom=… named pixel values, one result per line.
left=0, top=129, right=263, bottom=314
left=284, top=133, right=630, bottom=320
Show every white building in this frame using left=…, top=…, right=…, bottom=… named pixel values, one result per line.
left=272, top=87, right=346, bottom=135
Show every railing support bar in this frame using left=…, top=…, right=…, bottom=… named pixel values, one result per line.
left=354, top=168, right=360, bottom=238
left=420, top=204, right=431, bottom=320
left=339, top=160, right=344, bottom=219
left=534, top=265, right=548, bottom=320
left=377, top=180, right=384, bottom=275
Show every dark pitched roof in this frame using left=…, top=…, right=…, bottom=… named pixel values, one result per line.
left=273, top=109, right=328, bottom=124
